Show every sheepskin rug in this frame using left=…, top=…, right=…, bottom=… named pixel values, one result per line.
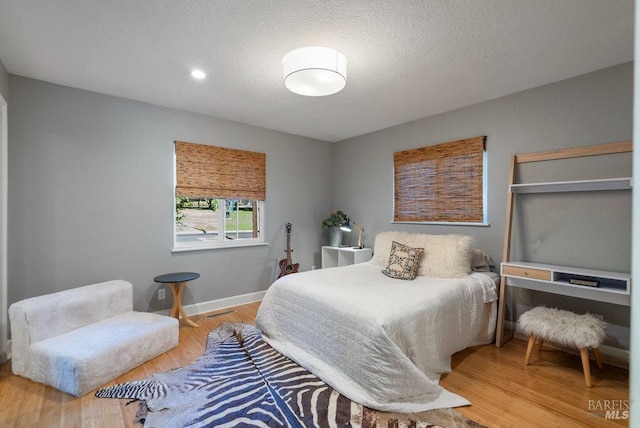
left=518, top=306, right=606, bottom=349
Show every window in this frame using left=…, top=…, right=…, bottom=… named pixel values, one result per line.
left=173, top=141, right=266, bottom=250
left=393, top=136, right=487, bottom=224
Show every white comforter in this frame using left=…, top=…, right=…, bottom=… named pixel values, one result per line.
left=255, top=262, right=498, bottom=413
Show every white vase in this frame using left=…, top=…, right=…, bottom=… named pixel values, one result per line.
left=328, top=226, right=342, bottom=247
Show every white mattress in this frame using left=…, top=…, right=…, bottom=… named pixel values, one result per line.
left=255, top=262, right=498, bottom=413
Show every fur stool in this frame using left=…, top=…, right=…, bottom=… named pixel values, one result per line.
left=518, top=306, right=606, bottom=387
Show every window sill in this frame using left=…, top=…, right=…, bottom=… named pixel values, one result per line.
left=391, top=221, right=490, bottom=227
left=172, top=242, right=269, bottom=253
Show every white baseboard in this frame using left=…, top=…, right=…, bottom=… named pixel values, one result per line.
left=155, top=290, right=265, bottom=318
left=598, top=344, right=631, bottom=364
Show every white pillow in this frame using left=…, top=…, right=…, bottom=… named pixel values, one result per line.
left=372, top=232, right=475, bottom=278
left=471, top=248, right=494, bottom=272
left=371, top=232, right=415, bottom=267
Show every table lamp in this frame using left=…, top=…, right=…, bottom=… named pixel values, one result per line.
left=340, top=220, right=364, bottom=249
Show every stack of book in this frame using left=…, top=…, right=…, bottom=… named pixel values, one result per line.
left=569, top=278, right=600, bottom=287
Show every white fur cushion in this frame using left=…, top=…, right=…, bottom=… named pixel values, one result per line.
left=9, top=280, right=134, bottom=376
left=29, top=312, right=178, bottom=396
left=518, top=306, right=606, bottom=349
left=371, top=232, right=474, bottom=278
left=9, top=280, right=179, bottom=396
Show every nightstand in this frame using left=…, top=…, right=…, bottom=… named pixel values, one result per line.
left=321, top=246, right=372, bottom=268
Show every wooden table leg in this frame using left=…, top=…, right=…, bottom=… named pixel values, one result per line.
left=169, top=284, right=179, bottom=319
left=168, top=281, right=199, bottom=328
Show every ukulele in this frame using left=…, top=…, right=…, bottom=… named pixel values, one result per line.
left=278, top=223, right=299, bottom=278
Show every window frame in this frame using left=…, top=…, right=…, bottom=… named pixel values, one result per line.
left=172, top=197, right=266, bottom=252
left=391, top=136, right=489, bottom=226
left=171, top=141, right=267, bottom=252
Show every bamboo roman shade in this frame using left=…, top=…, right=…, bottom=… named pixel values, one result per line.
left=393, top=136, right=486, bottom=222
left=175, top=141, right=266, bottom=200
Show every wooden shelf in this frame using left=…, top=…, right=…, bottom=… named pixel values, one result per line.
left=495, top=141, right=633, bottom=347
left=501, top=261, right=631, bottom=306
left=510, top=177, right=632, bottom=194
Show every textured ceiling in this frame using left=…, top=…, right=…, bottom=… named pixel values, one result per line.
left=0, top=0, right=634, bottom=142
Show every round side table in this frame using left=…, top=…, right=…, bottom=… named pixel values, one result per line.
left=153, top=272, right=200, bottom=327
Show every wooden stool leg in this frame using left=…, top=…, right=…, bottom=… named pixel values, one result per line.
left=593, top=348, right=603, bottom=369
left=524, top=334, right=536, bottom=365
left=537, top=339, right=544, bottom=360
left=580, top=348, right=592, bottom=387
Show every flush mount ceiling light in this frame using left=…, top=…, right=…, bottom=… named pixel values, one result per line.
left=190, top=69, right=206, bottom=80
left=283, top=47, right=347, bottom=96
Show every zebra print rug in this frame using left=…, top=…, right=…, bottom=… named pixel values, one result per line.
left=96, top=323, right=484, bottom=427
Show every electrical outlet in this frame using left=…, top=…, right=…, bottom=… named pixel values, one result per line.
left=158, top=289, right=165, bottom=300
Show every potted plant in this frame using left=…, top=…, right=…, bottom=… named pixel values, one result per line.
left=322, top=210, right=349, bottom=247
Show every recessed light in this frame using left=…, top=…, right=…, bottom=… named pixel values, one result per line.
left=190, top=69, right=206, bottom=80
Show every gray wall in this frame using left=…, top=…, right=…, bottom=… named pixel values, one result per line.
left=0, top=56, right=8, bottom=363
left=8, top=76, right=333, bottom=312
left=0, top=58, right=7, bottom=101
left=5, top=62, right=633, bottom=350
left=333, top=62, right=633, bottom=350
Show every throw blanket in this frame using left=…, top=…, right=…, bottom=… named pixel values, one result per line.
left=256, top=263, right=498, bottom=412
left=96, top=323, right=447, bottom=427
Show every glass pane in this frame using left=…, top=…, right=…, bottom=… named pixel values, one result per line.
left=175, top=197, right=220, bottom=245
left=224, top=199, right=258, bottom=240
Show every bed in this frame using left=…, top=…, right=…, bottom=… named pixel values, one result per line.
left=255, top=232, right=498, bottom=413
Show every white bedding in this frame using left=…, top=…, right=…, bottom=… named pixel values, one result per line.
left=255, top=262, right=498, bottom=413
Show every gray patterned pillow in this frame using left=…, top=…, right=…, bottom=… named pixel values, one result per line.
left=382, top=241, right=424, bottom=280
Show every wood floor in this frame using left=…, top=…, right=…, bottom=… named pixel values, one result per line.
left=0, top=301, right=629, bottom=427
